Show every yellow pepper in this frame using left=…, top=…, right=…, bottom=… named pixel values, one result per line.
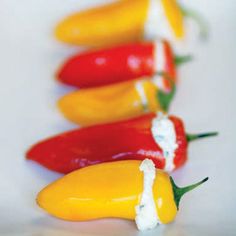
left=162, top=0, right=184, bottom=38
left=37, top=160, right=208, bottom=230
left=55, top=0, right=184, bottom=47
left=58, top=78, right=174, bottom=126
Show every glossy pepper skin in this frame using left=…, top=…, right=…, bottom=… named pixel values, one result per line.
left=58, top=78, right=174, bottom=126
left=26, top=114, right=187, bottom=174
left=55, top=0, right=184, bottom=47
left=37, top=160, right=208, bottom=225
left=57, top=40, right=176, bottom=90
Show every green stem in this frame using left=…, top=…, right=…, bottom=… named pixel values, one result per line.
left=186, top=132, right=218, bottom=142
left=174, top=54, right=193, bottom=66
left=181, top=7, right=209, bottom=40
left=170, top=177, right=209, bottom=209
left=156, top=72, right=176, bottom=112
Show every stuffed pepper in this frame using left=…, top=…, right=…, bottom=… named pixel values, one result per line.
left=58, top=75, right=176, bottom=126
left=57, top=40, right=190, bottom=89
left=37, top=159, right=208, bottom=231
left=26, top=113, right=217, bottom=174
left=55, top=0, right=185, bottom=47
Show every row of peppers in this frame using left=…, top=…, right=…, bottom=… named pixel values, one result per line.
left=27, top=0, right=215, bottom=231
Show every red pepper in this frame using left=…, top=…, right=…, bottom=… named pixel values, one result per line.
left=57, top=40, right=178, bottom=91
left=26, top=113, right=217, bottom=174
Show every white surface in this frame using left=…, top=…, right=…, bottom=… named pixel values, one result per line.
left=0, top=0, right=236, bottom=235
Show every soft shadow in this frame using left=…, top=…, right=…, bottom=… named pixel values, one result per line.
left=26, top=160, right=63, bottom=183
left=29, top=216, right=138, bottom=236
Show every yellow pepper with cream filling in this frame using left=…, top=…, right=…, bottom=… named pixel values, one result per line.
left=55, top=0, right=184, bottom=47
left=37, top=160, right=208, bottom=230
left=58, top=78, right=174, bottom=126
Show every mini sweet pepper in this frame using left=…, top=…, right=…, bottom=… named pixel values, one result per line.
left=57, top=40, right=186, bottom=90
left=37, top=159, right=208, bottom=230
left=26, top=113, right=217, bottom=174
left=58, top=76, right=176, bottom=126
left=55, top=0, right=185, bottom=47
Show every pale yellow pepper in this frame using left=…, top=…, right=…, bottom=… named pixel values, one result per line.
left=58, top=79, right=164, bottom=126
left=55, top=0, right=184, bottom=47
left=37, top=160, right=208, bottom=226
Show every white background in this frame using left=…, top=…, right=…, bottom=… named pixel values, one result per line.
left=0, top=0, right=236, bottom=235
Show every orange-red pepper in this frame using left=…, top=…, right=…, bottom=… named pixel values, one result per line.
left=27, top=113, right=217, bottom=174
left=57, top=40, right=177, bottom=90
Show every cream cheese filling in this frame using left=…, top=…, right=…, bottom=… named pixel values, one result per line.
left=152, top=40, right=167, bottom=92
left=135, top=80, right=149, bottom=111
left=144, top=0, right=172, bottom=41
left=151, top=113, right=178, bottom=172
left=154, top=40, right=165, bottom=72
left=135, top=159, right=161, bottom=231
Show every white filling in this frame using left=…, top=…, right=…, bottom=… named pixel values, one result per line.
left=152, top=40, right=167, bottom=92
left=135, top=159, right=161, bottom=231
left=144, top=0, right=173, bottom=41
left=152, top=74, right=166, bottom=92
left=151, top=113, right=178, bottom=172
left=154, top=40, right=165, bottom=72
left=135, top=80, right=148, bottom=111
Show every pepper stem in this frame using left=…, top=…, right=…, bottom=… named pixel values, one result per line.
left=170, top=177, right=209, bottom=209
left=186, top=132, right=218, bottom=142
left=155, top=72, right=176, bottom=112
left=174, top=54, right=193, bottom=66
left=181, top=6, right=209, bottom=40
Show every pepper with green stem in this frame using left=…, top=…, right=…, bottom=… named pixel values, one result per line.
left=36, top=159, right=209, bottom=230
left=57, top=39, right=191, bottom=90
left=26, top=113, right=217, bottom=174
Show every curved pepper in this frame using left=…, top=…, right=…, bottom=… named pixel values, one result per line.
left=37, top=160, right=208, bottom=229
left=58, top=77, right=175, bottom=126
left=55, top=0, right=184, bottom=47
left=26, top=113, right=217, bottom=174
left=57, top=40, right=177, bottom=90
